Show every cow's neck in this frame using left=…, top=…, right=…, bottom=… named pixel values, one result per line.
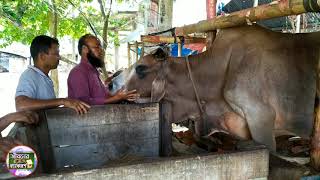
left=161, top=55, right=206, bottom=124
left=164, top=54, right=204, bottom=100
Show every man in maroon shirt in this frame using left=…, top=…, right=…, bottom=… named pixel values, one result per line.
left=67, top=34, right=138, bottom=105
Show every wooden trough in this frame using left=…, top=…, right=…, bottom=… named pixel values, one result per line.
left=0, top=103, right=270, bottom=179
left=11, top=103, right=161, bottom=173
left=27, top=149, right=269, bottom=180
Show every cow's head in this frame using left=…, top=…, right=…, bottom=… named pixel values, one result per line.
left=125, top=47, right=169, bottom=102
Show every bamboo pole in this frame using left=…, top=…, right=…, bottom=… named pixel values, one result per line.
left=141, top=35, right=206, bottom=44
left=175, top=0, right=320, bottom=36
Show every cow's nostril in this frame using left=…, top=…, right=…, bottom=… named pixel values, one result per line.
left=108, top=82, right=113, bottom=91
left=135, top=65, right=148, bottom=79
left=136, top=65, right=147, bottom=73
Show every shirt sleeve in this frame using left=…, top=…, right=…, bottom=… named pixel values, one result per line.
left=67, top=69, right=106, bottom=105
left=15, top=72, right=37, bottom=98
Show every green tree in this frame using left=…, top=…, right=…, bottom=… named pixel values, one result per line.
left=0, top=0, right=134, bottom=72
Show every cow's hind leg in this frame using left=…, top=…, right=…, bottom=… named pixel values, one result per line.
left=224, top=89, right=276, bottom=150
left=223, top=51, right=276, bottom=150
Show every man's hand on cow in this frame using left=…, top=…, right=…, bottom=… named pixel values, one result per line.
left=104, top=76, right=113, bottom=86
left=0, top=137, right=22, bottom=162
left=62, top=99, right=91, bottom=115
left=114, top=89, right=139, bottom=102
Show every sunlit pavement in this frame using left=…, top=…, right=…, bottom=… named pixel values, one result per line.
left=0, top=70, right=69, bottom=136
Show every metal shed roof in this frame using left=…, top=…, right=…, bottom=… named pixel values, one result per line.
left=222, top=0, right=320, bottom=32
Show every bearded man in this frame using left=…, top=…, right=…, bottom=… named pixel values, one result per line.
left=67, top=34, right=138, bottom=105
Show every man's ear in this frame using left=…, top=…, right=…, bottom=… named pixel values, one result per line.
left=38, top=52, right=46, bottom=61
left=151, top=74, right=166, bottom=102
left=82, top=45, right=88, bottom=54
left=153, top=47, right=169, bottom=61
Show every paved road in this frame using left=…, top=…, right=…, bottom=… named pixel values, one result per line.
left=0, top=71, right=69, bottom=136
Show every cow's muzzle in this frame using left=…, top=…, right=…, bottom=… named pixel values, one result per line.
left=135, top=65, right=148, bottom=79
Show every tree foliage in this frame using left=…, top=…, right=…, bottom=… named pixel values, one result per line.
left=0, top=0, right=133, bottom=48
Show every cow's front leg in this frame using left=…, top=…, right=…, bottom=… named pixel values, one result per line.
left=223, top=51, right=276, bottom=151
left=224, top=88, right=276, bottom=150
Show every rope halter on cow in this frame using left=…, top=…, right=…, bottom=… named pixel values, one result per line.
left=184, top=55, right=209, bottom=136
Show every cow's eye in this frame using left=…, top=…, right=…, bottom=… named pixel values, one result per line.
left=135, top=65, right=148, bottom=79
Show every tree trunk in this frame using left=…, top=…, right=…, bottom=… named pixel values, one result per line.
left=127, top=42, right=131, bottom=67
left=114, top=30, right=119, bottom=70
left=99, top=0, right=113, bottom=81
left=49, top=0, right=59, bottom=97
left=72, top=39, right=77, bottom=62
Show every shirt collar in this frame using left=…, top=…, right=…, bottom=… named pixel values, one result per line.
left=28, top=65, right=50, bottom=78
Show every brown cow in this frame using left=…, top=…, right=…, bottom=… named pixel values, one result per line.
left=112, top=25, right=319, bottom=154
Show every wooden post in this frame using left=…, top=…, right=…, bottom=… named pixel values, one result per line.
left=141, top=43, right=145, bottom=57
left=135, top=41, right=139, bottom=62
left=206, top=0, right=216, bottom=19
left=296, top=15, right=301, bottom=33
left=311, top=58, right=320, bottom=171
left=175, top=0, right=320, bottom=36
left=206, top=0, right=217, bottom=49
left=127, top=42, right=131, bottom=67
left=177, top=42, right=182, bottom=57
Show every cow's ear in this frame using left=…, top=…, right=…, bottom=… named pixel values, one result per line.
left=151, top=74, right=165, bottom=102
left=153, top=47, right=169, bottom=61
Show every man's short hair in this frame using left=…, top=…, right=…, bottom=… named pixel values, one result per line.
left=78, top=34, right=97, bottom=55
left=30, top=35, right=59, bottom=62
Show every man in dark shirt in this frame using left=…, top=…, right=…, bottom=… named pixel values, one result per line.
left=68, top=34, right=138, bottom=105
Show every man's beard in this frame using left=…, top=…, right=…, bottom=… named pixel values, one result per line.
left=87, top=50, right=103, bottom=68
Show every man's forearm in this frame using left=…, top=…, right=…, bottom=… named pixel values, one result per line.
left=15, top=96, right=65, bottom=112
left=0, top=115, right=11, bottom=132
left=104, top=95, right=121, bottom=104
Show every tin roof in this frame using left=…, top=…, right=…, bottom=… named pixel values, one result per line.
left=222, top=0, right=320, bottom=32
